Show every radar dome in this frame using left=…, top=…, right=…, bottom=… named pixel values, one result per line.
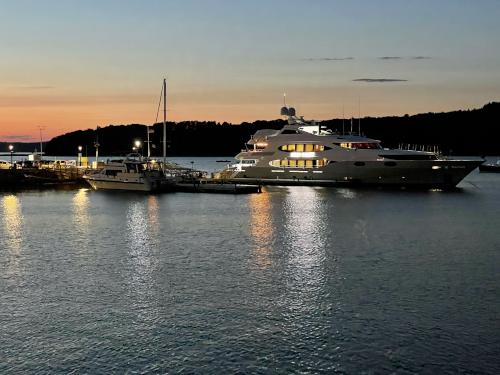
left=280, top=107, right=289, bottom=116
left=288, top=107, right=296, bottom=116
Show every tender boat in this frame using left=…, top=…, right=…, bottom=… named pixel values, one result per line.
left=218, top=105, right=483, bottom=189
left=83, top=154, right=174, bottom=192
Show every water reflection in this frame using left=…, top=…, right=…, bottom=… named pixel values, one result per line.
left=72, top=188, right=90, bottom=232
left=1, top=195, right=24, bottom=277
left=336, top=187, right=357, bottom=199
left=248, top=192, right=273, bottom=269
left=282, top=187, right=328, bottom=309
left=147, top=196, right=160, bottom=236
left=126, top=200, right=152, bottom=264
left=125, top=199, right=160, bottom=321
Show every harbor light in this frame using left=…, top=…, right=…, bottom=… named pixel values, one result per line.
left=8, top=144, right=14, bottom=166
left=77, top=145, right=83, bottom=167
left=134, top=140, right=142, bottom=156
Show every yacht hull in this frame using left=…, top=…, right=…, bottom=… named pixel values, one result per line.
left=229, top=159, right=482, bottom=189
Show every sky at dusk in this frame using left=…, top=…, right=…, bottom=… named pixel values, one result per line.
left=1, top=0, right=500, bottom=142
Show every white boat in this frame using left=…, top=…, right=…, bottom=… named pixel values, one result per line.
left=83, top=154, right=171, bottom=192
left=219, top=105, right=483, bottom=189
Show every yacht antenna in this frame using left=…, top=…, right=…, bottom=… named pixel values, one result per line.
left=163, top=78, right=167, bottom=166
left=146, top=126, right=150, bottom=158
left=350, top=118, right=353, bottom=134
left=94, top=126, right=100, bottom=165
left=283, top=92, right=287, bottom=107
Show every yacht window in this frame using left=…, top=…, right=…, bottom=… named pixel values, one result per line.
left=270, top=158, right=329, bottom=168
left=279, top=144, right=329, bottom=152
left=338, top=142, right=381, bottom=149
left=354, top=162, right=365, bottom=166
left=105, top=170, right=118, bottom=176
left=384, top=161, right=397, bottom=167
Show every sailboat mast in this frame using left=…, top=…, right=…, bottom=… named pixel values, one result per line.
left=146, top=126, right=150, bottom=158
left=163, top=78, right=167, bottom=166
left=358, top=97, right=361, bottom=135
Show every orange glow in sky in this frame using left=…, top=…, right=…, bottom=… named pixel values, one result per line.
left=1, top=1, right=499, bottom=142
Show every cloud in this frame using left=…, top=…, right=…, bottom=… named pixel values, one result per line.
left=304, top=57, right=354, bottom=61
left=16, top=86, right=55, bottom=90
left=378, top=56, right=402, bottom=60
left=411, top=56, right=432, bottom=59
left=353, top=78, right=408, bottom=83
left=1, top=135, right=36, bottom=141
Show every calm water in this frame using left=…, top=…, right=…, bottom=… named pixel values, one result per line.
left=1, top=159, right=499, bottom=374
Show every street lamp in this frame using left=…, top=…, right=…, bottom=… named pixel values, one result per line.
left=8, top=144, right=13, bottom=167
left=77, top=145, right=83, bottom=167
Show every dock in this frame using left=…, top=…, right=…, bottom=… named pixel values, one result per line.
left=175, top=180, right=261, bottom=194
left=0, top=166, right=261, bottom=194
left=0, top=167, right=87, bottom=190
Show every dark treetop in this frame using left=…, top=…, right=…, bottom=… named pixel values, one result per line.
left=33, top=102, right=500, bottom=156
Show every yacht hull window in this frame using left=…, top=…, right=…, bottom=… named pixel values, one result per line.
left=270, top=159, right=329, bottom=168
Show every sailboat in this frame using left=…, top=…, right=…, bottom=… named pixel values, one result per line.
left=84, top=79, right=177, bottom=192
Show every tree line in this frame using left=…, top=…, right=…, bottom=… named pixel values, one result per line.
left=44, top=102, right=500, bottom=156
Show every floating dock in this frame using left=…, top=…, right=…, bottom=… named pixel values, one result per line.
left=175, top=180, right=261, bottom=194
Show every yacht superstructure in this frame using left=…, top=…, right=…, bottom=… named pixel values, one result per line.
left=221, top=106, right=483, bottom=189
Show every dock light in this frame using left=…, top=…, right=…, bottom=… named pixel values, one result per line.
left=134, top=140, right=142, bottom=156
left=77, top=145, right=83, bottom=167
left=8, top=144, right=14, bottom=166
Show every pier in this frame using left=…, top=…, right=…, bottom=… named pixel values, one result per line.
left=0, top=164, right=261, bottom=194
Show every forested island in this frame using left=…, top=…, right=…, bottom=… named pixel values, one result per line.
left=15, top=102, right=500, bottom=156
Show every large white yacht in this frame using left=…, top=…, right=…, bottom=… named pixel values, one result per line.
left=220, top=106, right=483, bottom=189
left=83, top=154, right=173, bottom=192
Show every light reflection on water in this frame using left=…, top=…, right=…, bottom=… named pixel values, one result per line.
left=1, top=195, right=24, bottom=278
left=72, top=188, right=90, bottom=233
left=248, top=192, right=273, bottom=269
left=282, top=187, right=329, bottom=309
left=125, top=197, right=161, bottom=322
